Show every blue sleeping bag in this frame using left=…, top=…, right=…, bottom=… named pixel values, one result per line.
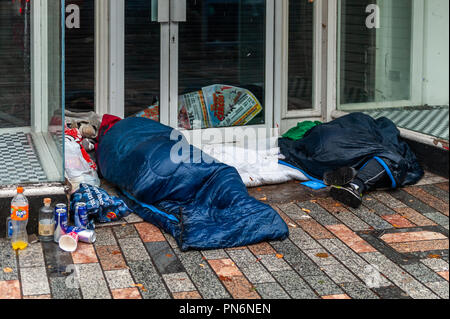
left=97, top=117, right=289, bottom=251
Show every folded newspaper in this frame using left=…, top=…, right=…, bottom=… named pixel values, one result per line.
left=134, top=85, right=263, bottom=130
left=178, top=84, right=263, bottom=130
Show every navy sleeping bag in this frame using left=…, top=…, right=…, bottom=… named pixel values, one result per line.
left=279, top=113, right=424, bottom=188
left=97, top=117, right=289, bottom=251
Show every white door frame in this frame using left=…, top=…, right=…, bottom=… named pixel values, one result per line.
left=274, top=0, right=324, bottom=123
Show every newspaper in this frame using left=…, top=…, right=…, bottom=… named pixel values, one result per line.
left=178, top=85, right=263, bottom=130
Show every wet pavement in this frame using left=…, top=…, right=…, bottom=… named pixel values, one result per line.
left=0, top=172, right=448, bottom=299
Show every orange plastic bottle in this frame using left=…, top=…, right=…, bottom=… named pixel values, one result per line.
left=11, top=187, right=29, bottom=250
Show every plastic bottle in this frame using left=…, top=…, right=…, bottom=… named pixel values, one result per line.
left=10, top=186, right=29, bottom=250
left=38, top=198, right=54, bottom=242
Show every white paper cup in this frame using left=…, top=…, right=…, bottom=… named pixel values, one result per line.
left=59, top=231, right=79, bottom=252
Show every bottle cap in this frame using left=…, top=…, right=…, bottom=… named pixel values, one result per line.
left=44, top=198, right=52, bottom=205
left=17, top=187, right=24, bottom=194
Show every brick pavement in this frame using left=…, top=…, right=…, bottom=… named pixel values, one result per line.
left=0, top=172, right=448, bottom=299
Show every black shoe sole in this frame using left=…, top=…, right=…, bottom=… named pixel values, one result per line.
left=330, top=186, right=362, bottom=209
left=323, top=167, right=358, bottom=186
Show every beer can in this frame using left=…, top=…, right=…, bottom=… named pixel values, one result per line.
left=54, top=208, right=68, bottom=243
left=66, top=226, right=96, bottom=244
left=74, top=202, right=89, bottom=229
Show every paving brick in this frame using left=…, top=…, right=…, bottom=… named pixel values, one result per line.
left=135, top=222, right=166, bottom=242
left=361, top=252, right=439, bottom=299
left=322, top=294, right=351, bottom=299
left=0, top=239, right=18, bottom=281
left=172, top=248, right=230, bottom=299
left=201, top=249, right=229, bottom=260
left=18, top=242, right=45, bottom=268
left=389, top=190, right=440, bottom=216
left=145, top=241, right=185, bottom=275
left=247, top=242, right=276, bottom=255
left=340, top=281, right=379, bottom=299
left=163, top=272, right=196, bottom=293
left=93, top=227, right=117, bottom=246
left=289, top=227, right=322, bottom=250
left=272, top=270, right=318, bottom=299
left=104, top=269, right=135, bottom=290
left=435, top=182, right=449, bottom=192
left=111, top=287, right=142, bottom=299
left=270, top=240, right=323, bottom=276
left=298, top=219, right=335, bottom=240
left=389, top=240, right=449, bottom=253
left=118, top=237, right=151, bottom=262
left=404, top=187, right=449, bottom=216
left=425, top=281, right=449, bottom=299
left=394, top=207, right=437, bottom=227
left=363, top=197, right=397, bottom=216
left=257, top=254, right=293, bottom=272
left=173, top=291, right=203, bottom=299
left=380, top=230, right=446, bottom=244
left=321, top=263, right=359, bottom=284
left=255, top=282, right=290, bottom=299
left=303, top=249, right=339, bottom=267
left=347, top=205, right=394, bottom=230
left=23, top=294, right=51, bottom=299
left=227, top=249, right=275, bottom=284
left=220, top=275, right=261, bottom=299
left=420, top=258, right=449, bottom=272
left=278, top=202, right=310, bottom=220
left=297, top=201, right=341, bottom=226
left=127, top=260, right=171, bottom=299
left=402, top=263, right=447, bottom=284
left=371, top=191, right=408, bottom=209
left=420, top=185, right=449, bottom=203
left=42, top=242, right=74, bottom=278
left=208, top=259, right=243, bottom=278
left=437, top=271, right=449, bottom=281
left=48, top=277, right=82, bottom=299
left=326, top=224, right=376, bottom=253
left=303, top=275, right=344, bottom=297
left=71, top=243, right=98, bottom=264
left=318, top=238, right=391, bottom=288
left=372, top=285, right=411, bottom=299
left=96, top=245, right=128, bottom=271
left=76, top=263, right=111, bottom=299
left=123, top=213, right=144, bottom=224
left=423, top=212, right=449, bottom=227
left=0, top=280, right=21, bottom=299
left=415, top=172, right=448, bottom=186
left=113, top=224, right=140, bottom=239
left=315, top=198, right=371, bottom=232
left=20, top=266, right=51, bottom=296
left=381, top=215, right=416, bottom=228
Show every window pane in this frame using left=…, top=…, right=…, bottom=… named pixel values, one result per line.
left=178, top=0, right=266, bottom=130
left=0, top=0, right=31, bottom=128
left=339, top=0, right=412, bottom=106
left=288, top=0, right=314, bottom=111
left=125, top=0, right=160, bottom=120
left=65, top=0, right=95, bottom=112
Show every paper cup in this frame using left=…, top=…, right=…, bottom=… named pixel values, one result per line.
left=59, top=231, right=79, bottom=252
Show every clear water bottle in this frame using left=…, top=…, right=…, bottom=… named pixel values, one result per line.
left=10, top=186, right=29, bottom=251
left=38, top=198, right=54, bottom=242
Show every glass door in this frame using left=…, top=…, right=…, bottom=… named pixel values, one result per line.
left=169, top=0, right=274, bottom=138
left=124, top=0, right=162, bottom=121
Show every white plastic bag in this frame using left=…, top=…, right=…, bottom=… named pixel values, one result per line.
left=65, top=138, right=100, bottom=191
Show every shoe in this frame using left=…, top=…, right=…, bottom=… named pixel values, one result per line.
left=330, top=184, right=362, bottom=209
left=323, top=167, right=358, bottom=186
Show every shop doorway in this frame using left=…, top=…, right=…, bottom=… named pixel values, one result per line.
left=111, top=0, right=275, bottom=144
